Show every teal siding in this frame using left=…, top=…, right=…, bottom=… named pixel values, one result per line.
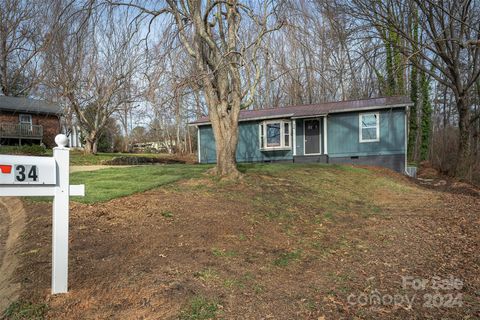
left=198, top=107, right=406, bottom=163
left=327, top=108, right=405, bottom=157
left=199, top=126, right=216, bottom=163
left=198, top=121, right=293, bottom=163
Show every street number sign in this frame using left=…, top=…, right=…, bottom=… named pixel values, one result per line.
left=0, top=155, right=56, bottom=185
left=15, top=165, right=38, bottom=182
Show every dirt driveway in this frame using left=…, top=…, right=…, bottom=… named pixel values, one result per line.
left=7, top=167, right=480, bottom=319
left=0, top=198, right=25, bottom=313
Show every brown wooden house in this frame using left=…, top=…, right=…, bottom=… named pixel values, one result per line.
left=0, top=96, right=62, bottom=148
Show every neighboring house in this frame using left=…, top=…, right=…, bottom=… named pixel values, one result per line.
left=132, top=141, right=176, bottom=153
left=0, top=96, right=62, bottom=147
left=62, top=124, right=83, bottom=149
left=191, top=96, right=413, bottom=173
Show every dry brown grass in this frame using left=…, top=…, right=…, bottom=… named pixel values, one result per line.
left=6, top=164, right=480, bottom=319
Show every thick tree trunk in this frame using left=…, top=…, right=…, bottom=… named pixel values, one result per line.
left=122, top=136, right=129, bottom=153
left=214, top=133, right=239, bottom=177
left=84, top=140, right=98, bottom=154
left=187, top=126, right=192, bottom=154
left=84, top=132, right=98, bottom=154
left=209, top=111, right=241, bottom=179
left=121, top=120, right=129, bottom=153
left=455, top=96, right=472, bottom=178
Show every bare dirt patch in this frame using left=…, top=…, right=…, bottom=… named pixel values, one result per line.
left=0, top=198, right=26, bottom=313
left=7, top=166, right=480, bottom=319
left=415, top=162, right=480, bottom=197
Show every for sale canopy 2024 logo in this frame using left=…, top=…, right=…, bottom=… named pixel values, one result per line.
left=347, top=275, right=463, bottom=309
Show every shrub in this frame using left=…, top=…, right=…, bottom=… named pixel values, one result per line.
left=101, top=156, right=185, bottom=165
left=0, top=144, right=47, bottom=156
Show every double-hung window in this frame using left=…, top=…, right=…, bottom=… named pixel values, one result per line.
left=359, top=112, right=380, bottom=142
left=19, top=114, right=33, bottom=131
left=19, top=114, right=32, bottom=126
left=259, top=120, right=291, bottom=150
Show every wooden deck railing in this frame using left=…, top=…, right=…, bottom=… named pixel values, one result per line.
left=0, top=123, right=43, bottom=139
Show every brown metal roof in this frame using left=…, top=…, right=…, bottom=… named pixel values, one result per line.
left=191, top=96, right=412, bottom=125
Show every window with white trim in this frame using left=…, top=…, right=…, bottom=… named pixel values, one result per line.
left=359, top=112, right=380, bottom=142
left=19, top=114, right=32, bottom=125
left=259, top=120, right=291, bottom=150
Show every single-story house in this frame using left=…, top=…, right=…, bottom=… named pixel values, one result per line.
left=0, top=96, right=62, bottom=147
left=190, top=96, right=413, bottom=173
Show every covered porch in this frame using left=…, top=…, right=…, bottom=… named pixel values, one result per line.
left=0, top=122, right=44, bottom=145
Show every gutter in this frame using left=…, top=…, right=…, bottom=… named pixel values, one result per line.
left=291, top=114, right=327, bottom=119
left=325, top=103, right=412, bottom=114
left=189, top=114, right=295, bottom=126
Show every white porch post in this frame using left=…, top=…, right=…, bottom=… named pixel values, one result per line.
left=292, top=120, right=296, bottom=156
left=197, top=126, right=201, bottom=163
left=323, top=116, right=328, bottom=155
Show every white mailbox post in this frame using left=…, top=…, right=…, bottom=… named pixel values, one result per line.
left=0, top=134, right=85, bottom=294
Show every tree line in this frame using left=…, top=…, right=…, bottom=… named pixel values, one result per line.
left=1, top=0, right=479, bottom=182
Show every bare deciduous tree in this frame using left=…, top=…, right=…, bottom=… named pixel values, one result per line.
left=110, top=0, right=282, bottom=178
left=350, top=0, right=480, bottom=177
left=44, top=3, right=144, bottom=153
left=0, top=0, right=45, bottom=96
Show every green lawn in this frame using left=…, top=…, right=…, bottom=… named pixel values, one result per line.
left=70, top=164, right=211, bottom=203
left=66, top=163, right=379, bottom=204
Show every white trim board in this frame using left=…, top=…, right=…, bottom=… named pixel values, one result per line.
left=292, top=120, right=297, bottom=156
left=323, top=117, right=328, bottom=155
left=197, top=127, right=201, bottom=163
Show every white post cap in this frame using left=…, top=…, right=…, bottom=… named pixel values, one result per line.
left=55, top=134, right=69, bottom=148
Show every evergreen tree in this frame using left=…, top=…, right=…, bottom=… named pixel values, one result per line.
left=392, top=30, right=404, bottom=95
left=407, top=6, right=419, bottom=161
left=408, top=66, right=418, bottom=161
left=420, top=69, right=432, bottom=161
left=382, top=31, right=395, bottom=96
left=382, top=28, right=404, bottom=96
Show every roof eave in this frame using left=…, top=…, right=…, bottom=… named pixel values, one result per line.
left=291, top=114, right=327, bottom=119
left=189, top=103, right=411, bottom=126
left=0, top=106, right=63, bottom=115
left=326, top=103, right=412, bottom=114
left=189, top=113, right=295, bottom=126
